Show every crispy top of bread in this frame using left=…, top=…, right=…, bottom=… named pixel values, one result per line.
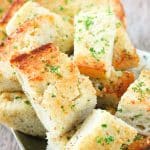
left=11, top=43, right=79, bottom=97
left=74, top=6, right=116, bottom=79
left=6, top=1, right=50, bottom=35
left=1, top=14, right=73, bottom=60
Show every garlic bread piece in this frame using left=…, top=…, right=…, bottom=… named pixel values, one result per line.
left=92, top=69, right=135, bottom=108
left=35, top=0, right=125, bottom=25
left=0, top=92, right=46, bottom=137
left=6, top=1, right=50, bottom=36
left=74, top=6, right=116, bottom=79
left=66, top=109, right=137, bottom=150
left=5, top=2, right=73, bottom=53
left=116, top=70, right=150, bottom=136
left=11, top=43, right=97, bottom=137
left=113, top=19, right=139, bottom=70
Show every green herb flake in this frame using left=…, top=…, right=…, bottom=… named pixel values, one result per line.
left=134, top=134, right=143, bottom=141
left=96, top=136, right=114, bottom=145
left=117, top=108, right=123, bottom=113
left=70, top=104, right=76, bottom=110
left=15, top=96, right=22, bottom=100
left=105, top=136, right=115, bottom=144
left=61, top=105, right=65, bottom=112
left=101, top=124, right=107, bottom=128
left=116, top=22, right=122, bottom=28
left=24, top=101, right=31, bottom=106
left=59, top=6, right=64, bottom=11
left=96, top=136, right=103, bottom=144
left=51, top=93, right=56, bottom=98
left=107, top=6, right=113, bottom=15
left=132, top=81, right=149, bottom=100
left=89, top=47, right=105, bottom=60
left=45, top=64, right=62, bottom=77
left=84, top=17, right=94, bottom=30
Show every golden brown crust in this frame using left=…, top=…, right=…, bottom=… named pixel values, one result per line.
left=128, top=137, right=150, bottom=150
left=93, top=71, right=135, bottom=107
left=11, top=43, right=59, bottom=81
left=0, top=0, right=25, bottom=26
left=75, top=56, right=106, bottom=79
left=113, top=48, right=139, bottom=70
left=11, top=43, right=78, bottom=83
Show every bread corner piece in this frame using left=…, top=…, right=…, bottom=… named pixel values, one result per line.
left=11, top=43, right=97, bottom=138
left=74, top=6, right=116, bottom=79
left=66, top=109, right=137, bottom=150
left=116, top=69, right=150, bottom=136
left=6, top=1, right=74, bottom=54
left=0, top=92, right=46, bottom=137
left=46, top=129, right=76, bottom=150
left=113, top=18, right=139, bottom=70
left=92, top=69, right=135, bottom=108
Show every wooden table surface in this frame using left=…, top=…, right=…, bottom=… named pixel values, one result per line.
left=0, top=0, right=150, bottom=150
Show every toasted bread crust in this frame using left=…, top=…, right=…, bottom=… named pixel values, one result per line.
left=128, top=136, right=150, bottom=150
left=113, top=48, right=139, bottom=70
left=0, top=0, right=25, bottom=25
left=75, top=56, right=106, bottom=79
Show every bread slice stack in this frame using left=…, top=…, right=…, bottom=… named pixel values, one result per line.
left=11, top=43, right=97, bottom=137
left=0, top=1, right=147, bottom=150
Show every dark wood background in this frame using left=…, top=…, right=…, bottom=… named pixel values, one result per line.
left=0, top=0, right=150, bottom=149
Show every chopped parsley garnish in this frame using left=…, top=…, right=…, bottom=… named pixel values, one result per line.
left=15, top=96, right=22, bottom=100
left=132, top=81, right=150, bottom=100
left=134, top=134, right=143, bottom=141
left=89, top=47, right=105, bottom=60
left=96, top=135, right=115, bottom=144
left=84, top=17, right=94, bottom=30
left=120, top=144, right=128, bottom=150
left=59, top=6, right=64, bottom=11
left=65, top=0, right=72, bottom=4
left=107, top=6, right=113, bottom=15
left=105, top=136, right=115, bottom=144
left=61, top=105, right=65, bottom=112
left=101, top=124, right=107, bottom=128
left=70, top=104, right=76, bottom=110
left=45, top=65, right=62, bottom=77
left=117, top=108, right=123, bottom=113
left=51, top=94, right=56, bottom=98
left=116, top=22, right=122, bottom=28
left=24, top=101, right=31, bottom=106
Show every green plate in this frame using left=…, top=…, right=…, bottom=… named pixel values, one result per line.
left=11, top=49, right=150, bottom=150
